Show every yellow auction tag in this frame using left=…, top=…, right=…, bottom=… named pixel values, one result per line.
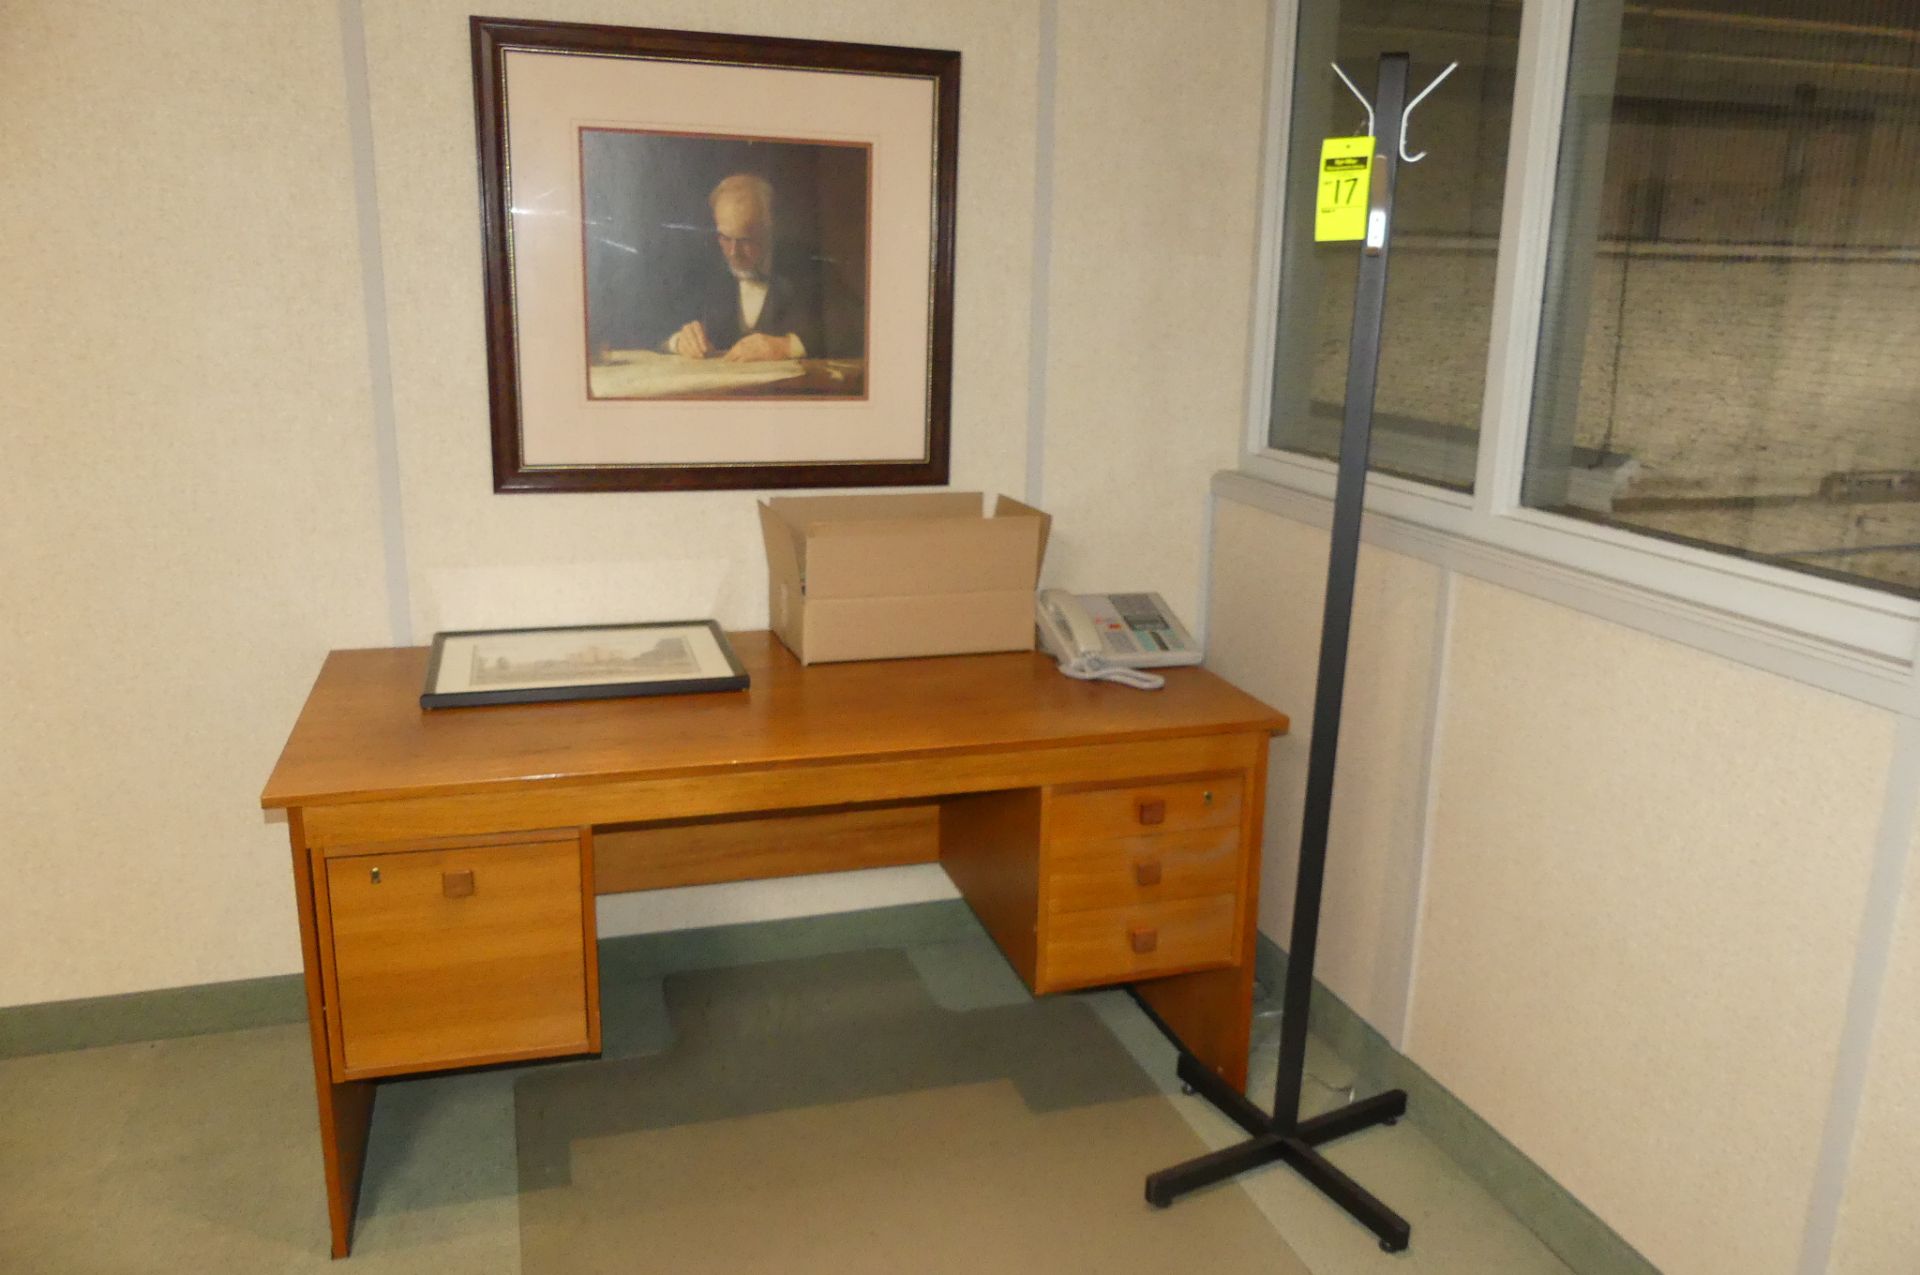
left=1315, top=137, right=1373, bottom=242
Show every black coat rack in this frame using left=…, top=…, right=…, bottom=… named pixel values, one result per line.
left=1142, top=51, right=1443, bottom=1254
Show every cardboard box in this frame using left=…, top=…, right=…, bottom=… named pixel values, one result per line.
left=758, top=493, right=1051, bottom=664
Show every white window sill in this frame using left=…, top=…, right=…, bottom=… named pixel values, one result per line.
left=1218, top=454, right=1920, bottom=711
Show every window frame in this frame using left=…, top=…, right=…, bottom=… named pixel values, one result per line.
left=1237, top=0, right=1920, bottom=687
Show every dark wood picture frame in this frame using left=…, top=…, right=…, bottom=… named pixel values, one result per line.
left=471, top=17, right=959, bottom=493
left=421, top=620, right=750, bottom=708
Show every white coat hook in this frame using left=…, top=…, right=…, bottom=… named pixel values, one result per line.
left=1400, top=61, right=1459, bottom=162
left=1330, top=63, right=1375, bottom=138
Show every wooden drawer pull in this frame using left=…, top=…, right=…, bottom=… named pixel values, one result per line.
left=1134, top=859, right=1163, bottom=887
left=1137, top=798, right=1167, bottom=826
left=1129, top=926, right=1159, bottom=954
left=442, top=869, right=475, bottom=899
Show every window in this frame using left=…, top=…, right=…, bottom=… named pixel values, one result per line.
left=1252, top=0, right=1920, bottom=638
left=1265, top=0, right=1519, bottom=490
left=1526, top=1, right=1920, bottom=599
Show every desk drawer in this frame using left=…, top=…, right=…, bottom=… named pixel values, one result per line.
left=1049, top=775, right=1241, bottom=842
left=320, top=831, right=597, bottom=1079
left=1047, top=826, right=1240, bottom=913
left=1040, top=895, right=1236, bottom=993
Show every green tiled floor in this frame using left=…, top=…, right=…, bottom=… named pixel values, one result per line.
left=0, top=924, right=1579, bottom=1274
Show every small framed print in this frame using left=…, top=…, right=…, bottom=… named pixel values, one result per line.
left=471, top=17, right=959, bottom=492
left=421, top=620, right=749, bottom=708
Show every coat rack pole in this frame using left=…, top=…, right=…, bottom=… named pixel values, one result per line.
left=1141, top=52, right=1416, bottom=1253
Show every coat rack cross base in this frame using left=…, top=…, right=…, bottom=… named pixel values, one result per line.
left=1144, top=1049, right=1411, bottom=1252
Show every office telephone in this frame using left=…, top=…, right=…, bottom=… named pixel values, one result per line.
left=1036, top=590, right=1201, bottom=691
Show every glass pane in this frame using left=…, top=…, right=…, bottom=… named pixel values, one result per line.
left=1528, top=1, right=1920, bottom=598
left=1267, top=0, right=1521, bottom=490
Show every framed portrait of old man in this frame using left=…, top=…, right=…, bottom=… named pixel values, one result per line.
left=472, top=18, right=958, bottom=491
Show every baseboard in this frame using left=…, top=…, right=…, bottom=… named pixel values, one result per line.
left=0, top=973, right=310, bottom=1059
left=1255, top=935, right=1661, bottom=1275
left=0, top=899, right=979, bottom=1061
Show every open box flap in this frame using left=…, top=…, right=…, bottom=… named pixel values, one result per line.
left=992, top=495, right=1052, bottom=578
left=757, top=501, right=807, bottom=583
left=762, top=492, right=985, bottom=535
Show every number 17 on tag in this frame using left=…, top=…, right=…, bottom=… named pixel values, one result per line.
left=1315, top=137, right=1373, bottom=242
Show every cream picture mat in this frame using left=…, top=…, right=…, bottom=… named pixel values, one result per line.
left=430, top=623, right=737, bottom=695
left=504, top=49, right=937, bottom=469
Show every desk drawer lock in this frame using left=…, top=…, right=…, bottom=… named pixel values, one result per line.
left=443, top=869, right=476, bottom=899
left=1129, top=926, right=1159, bottom=954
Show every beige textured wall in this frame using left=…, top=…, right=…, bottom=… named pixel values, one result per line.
left=1208, top=504, right=1910, bottom=1274
left=0, top=2, right=392, bottom=1005
left=357, top=0, right=1043, bottom=641
left=356, top=0, right=1049, bottom=937
left=1036, top=0, right=1270, bottom=624
left=1205, top=499, right=1441, bottom=1035
left=1829, top=794, right=1920, bottom=1274
left=1421, top=581, right=1893, bottom=1275
left=1, top=0, right=1276, bottom=1003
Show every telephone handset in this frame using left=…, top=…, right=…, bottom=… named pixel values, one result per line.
left=1036, top=590, right=1202, bottom=691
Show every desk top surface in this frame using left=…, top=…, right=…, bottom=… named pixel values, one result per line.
left=261, top=632, right=1287, bottom=809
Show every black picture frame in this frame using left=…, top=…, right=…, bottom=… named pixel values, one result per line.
left=421, top=620, right=750, bottom=709
left=471, top=17, right=960, bottom=493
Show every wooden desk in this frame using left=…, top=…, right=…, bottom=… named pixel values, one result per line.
left=262, top=633, right=1288, bottom=1258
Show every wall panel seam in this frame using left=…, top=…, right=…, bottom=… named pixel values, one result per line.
left=1397, top=567, right=1456, bottom=1051
left=1195, top=493, right=1217, bottom=647
left=1238, top=0, right=1297, bottom=457
left=1023, top=0, right=1058, bottom=512
left=1794, top=712, right=1920, bottom=1275
left=336, top=0, right=413, bottom=645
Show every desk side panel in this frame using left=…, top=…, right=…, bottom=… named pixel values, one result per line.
left=287, top=810, right=375, bottom=1259
left=938, top=790, right=1044, bottom=986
